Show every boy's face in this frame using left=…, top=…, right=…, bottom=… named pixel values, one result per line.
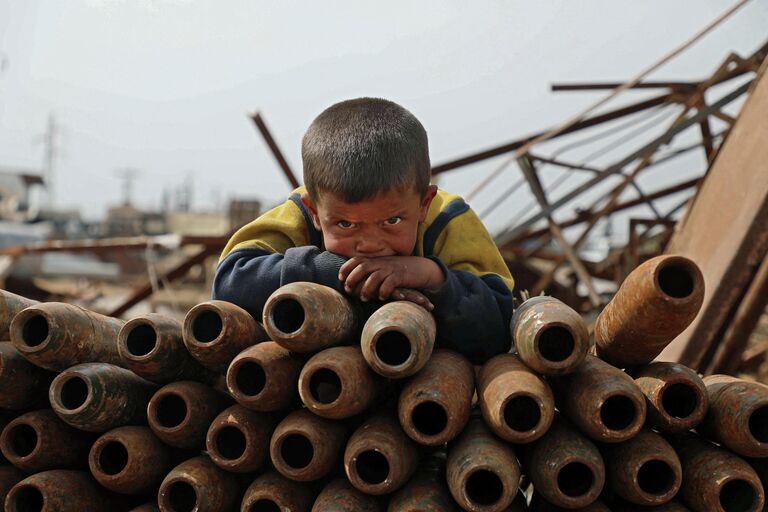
left=301, top=185, right=438, bottom=258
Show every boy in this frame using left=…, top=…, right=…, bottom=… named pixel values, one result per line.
left=213, top=98, right=514, bottom=364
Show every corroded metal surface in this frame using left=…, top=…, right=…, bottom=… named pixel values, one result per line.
left=552, top=355, right=646, bottom=443
left=700, top=375, right=768, bottom=458
left=601, top=428, right=681, bottom=506
left=511, top=296, right=591, bottom=375
left=526, top=419, right=605, bottom=509
left=0, top=465, right=25, bottom=506
left=49, top=362, right=157, bottom=432
left=671, top=432, right=765, bottom=512
left=312, top=478, right=381, bottom=512
left=446, top=418, right=521, bottom=512
left=89, top=426, right=173, bottom=495
left=270, top=409, right=346, bottom=482
left=610, top=500, right=691, bottom=511
left=299, top=346, right=381, bottom=419
left=344, top=413, right=418, bottom=495
left=478, top=353, right=554, bottom=443
left=118, top=313, right=212, bottom=384
left=0, top=409, right=93, bottom=472
left=0, top=289, right=37, bottom=340
left=129, top=505, right=160, bottom=512
left=263, top=282, right=356, bottom=353
left=387, top=471, right=459, bottom=512
left=10, top=302, right=125, bottom=371
left=632, top=362, right=708, bottom=433
left=241, top=471, right=314, bottom=512
left=595, top=255, right=704, bottom=367
left=226, top=341, right=303, bottom=412
left=5, top=469, right=113, bottom=511
left=529, top=493, right=610, bottom=511
left=147, top=380, right=231, bottom=449
left=398, top=350, right=474, bottom=446
left=183, top=299, right=268, bottom=371
left=206, top=405, right=274, bottom=473
left=0, top=342, right=55, bottom=409
left=361, top=301, right=436, bottom=378
left=158, top=455, right=239, bottom=512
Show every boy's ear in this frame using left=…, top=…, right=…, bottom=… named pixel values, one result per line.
left=300, top=193, right=323, bottom=231
left=419, top=185, right=438, bottom=222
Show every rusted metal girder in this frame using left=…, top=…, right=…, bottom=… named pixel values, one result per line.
left=251, top=112, right=301, bottom=189
left=226, top=341, right=303, bottom=411
left=205, top=405, right=274, bottom=473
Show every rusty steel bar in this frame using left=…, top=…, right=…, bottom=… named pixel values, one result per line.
left=699, top=375, right=768, bottom=458
left=10, top=302, right=125, bottom=371
left=263, top=282, right=357, bottom=353
left=0, top=290, right=37, bottom=340
left=241, top=471, right=314, bottom=511
left=595, top=255, right=704, bottom=367
left=344, top=414, right=418, bottom=495
left=5, top=470, right=114, bottom=511
left=49, top=362, right=157, bottom=432
left=158, top=455, right=240, bottom=512
left=398, top=350, right=474, bottom=446
left=0, top=466, right=25, bottom=508
left=89, top=426, right=174, bottom=495
left=526, top=419, right=605, bottom=509
left=511, top=296, right=591, bottom=375
left=118, top=313, right=212, bottom=384
left=552, top=355, right=646, bottom=443
left=270, top=409, right=346, bottom=482
left=251, top=112, right=301, bottom=189
left=312, top=478, right=381, bottom=512
left=671, top=432, right=765, bottom=512
left=147, top=381, right=231, bottom=450
left=206, top=405, right=274, bottom=473
left=0, top=342, right=54, bottom=409
left=226, top=341, right=302, bottom=412
left=631, top=362, right=708, bottom=433
left=0, top=409, right=93, bottom=473
left=361, top=301, right=436, bottom=378
left=299, top=346, right=382, bottom=419
left=447, top=417, right=521, bottom=512
left=478, top=353, right=555, bottom=443
left=183, top=300, right=268, bottom=371
left=601, top=428, right=682, bottom=506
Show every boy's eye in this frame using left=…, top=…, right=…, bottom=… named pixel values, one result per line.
left=336, top=220, right=354, bottom=229
left=385, top=216, right=402, bottom=226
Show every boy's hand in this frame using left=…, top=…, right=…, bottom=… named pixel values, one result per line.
left=392, top=288, right=434, bottom=311
left=338, top=256, right=444, bottom=303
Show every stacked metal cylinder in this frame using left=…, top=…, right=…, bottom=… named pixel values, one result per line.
left=0, top=254, right=766, bottom=511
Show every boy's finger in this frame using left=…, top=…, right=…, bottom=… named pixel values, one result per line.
left=359, top=270, right=389, bottom=302
left=338, top=257, right=364, bottom=280
left=342, top=261, right=377, bottom=291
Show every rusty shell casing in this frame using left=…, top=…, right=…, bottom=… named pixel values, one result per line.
left=130, top=505, right=160, bottom=512
left=446, top=418, right=521, bottom=512
left=601, top=428, right=682, bottom=506
left=595, top=255, right=704, bottom=367
left=0, top=465, right=25, bottom=508
left=241, top=471, right=314, bottom=512
left=5, top=469, right=113, bottom=511
left=227, top=341, right=302, bottom=412
left=553, top=355, right=646, bottom=443
left=270, top=408, right=346, bottom=482
left=0, top=342, right=55, bottom=409
left=671, top=432, right=764, bottom=512
left=49, top=362, right=157, bottom=432
left=299, top=345, right=382, bottom=419
left=263, top=281, right=357, bottom=353
left=361, top=301, right=436, bottom=378
left=344, top=413, right=418, bottom=495
left=0, top=289, right=37, bottom=340
left=118, top=313, right=212, bottom=384
left=529, top=493, right=610, bottom=511
left=526, top=419, right=605, bottom=509
left=89, top=426, right=174, bottom=495
left=387, top=471, right=459, bottom=512
left=699, top=375, right=768, bottom=458
left=10, top=302, right=125, bottom=371
left=312, top=478, right=381, bottom=512
left=631, top=362, right=708, bottom=433
left=158, top=455, right=240, bottom=512
left=183, top=299, right=268, bottom=371
left=206, top=405, right=274, bottom=473
left=398, top=349, right=474, bottom=446
left=147, top=380, right=231, bottom=450
left=0, top=409, right=93, bottom=473
left=511, top=296, right=591, bottom=375
left=478, top=353, right=555, bottom=443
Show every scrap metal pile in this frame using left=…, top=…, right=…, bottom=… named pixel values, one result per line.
left=0, top=254, right=767, bottom=511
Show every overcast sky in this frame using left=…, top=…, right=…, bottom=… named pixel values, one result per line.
left=0, top=0, right=766, bottom=234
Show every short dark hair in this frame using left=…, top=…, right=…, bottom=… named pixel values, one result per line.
left=302, top=98, right=430, bottom=202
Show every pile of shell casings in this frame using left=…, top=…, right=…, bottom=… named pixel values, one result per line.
left=0, top=253, right=766, bottom=512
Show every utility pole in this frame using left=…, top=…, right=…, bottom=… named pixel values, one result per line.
left=115, top=168, right=141, bottom=207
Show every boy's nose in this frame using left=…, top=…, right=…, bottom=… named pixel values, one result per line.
left=355, top=237, right=385, bottom=256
